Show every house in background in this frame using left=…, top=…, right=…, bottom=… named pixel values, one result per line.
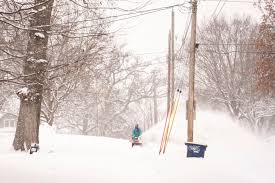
left=0, top=113, right=17, bottom=128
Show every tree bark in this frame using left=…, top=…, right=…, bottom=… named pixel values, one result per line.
left=13, top=0, right=54, bottom=151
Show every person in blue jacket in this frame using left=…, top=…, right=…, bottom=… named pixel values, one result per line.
left=132, top=124, right=142, bottom=140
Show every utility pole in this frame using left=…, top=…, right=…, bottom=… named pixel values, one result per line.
left=171, top=9, right=175, bottom=102
left=96, top=78, right=99, bottom=136
left=167, top=9, right=175, bottom=114
left=167, top=31, right=171, bottom=112
left=187, top=0, right=198, bottom=142
left=149, top=102, right=153, bottom=128
left=153, top=70, right=158, bottom=124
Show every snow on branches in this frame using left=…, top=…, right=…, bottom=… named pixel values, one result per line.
left=27, top=57, right=48, bottom=64
left=16, top=87, right=40, bottom=102
left=34, top=32, right=45, bottom=39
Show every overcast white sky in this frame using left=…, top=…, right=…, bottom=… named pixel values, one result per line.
left=111, top=0, right=261, bottom=60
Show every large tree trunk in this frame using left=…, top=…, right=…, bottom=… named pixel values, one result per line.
left=13, top=0, right=54, bottom=151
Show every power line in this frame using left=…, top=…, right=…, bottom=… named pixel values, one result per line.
left=1, top=3, right=191, bottom=31
left=199, top=0, right=258, bottom=3
left=213, top=0, right=227, bottom=19
left=104, top=6, right=188, bottom=25
left=200, top=49, right=275, bottom=54
left=210, top=0, right=222, bottom=20
left=170, top=14, right=192, bottom=97
left=134, top=51, right=167, bottom=56
left=177, top=13, right=192, bottom=55
left=62, top=3, right=190, bottom=22
left=68, top=0, right=154, bottom=12
left=199, top=43, right=257, bottom=45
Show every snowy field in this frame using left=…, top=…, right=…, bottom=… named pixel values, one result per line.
left=0, top=108, right=275, bottom=183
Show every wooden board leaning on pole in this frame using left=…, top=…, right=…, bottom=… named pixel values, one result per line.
left=159, top=90, right=181, bottom=154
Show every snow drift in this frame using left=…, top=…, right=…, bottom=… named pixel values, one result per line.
left=0, top=106, right=274, bottom=183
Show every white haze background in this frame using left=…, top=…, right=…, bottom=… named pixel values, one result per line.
left=114, top=0, right=261, bottom=56
left=1, top=1, right=273, bottom=183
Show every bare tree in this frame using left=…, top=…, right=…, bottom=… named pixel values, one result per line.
left=38, top=0, right=113, bottom=127
left=0, top=0, right=113, bottom=150
left=0, top=0, right=164, bottom=143
left=254, top=0, right=275, bottom=134
left=55, top=45, right=160, bottom=138
left=12, top=0, right=55, bottom=151
left=256, top=0, right=275, bottom=97
left=195, top=17, right=273, bottom=132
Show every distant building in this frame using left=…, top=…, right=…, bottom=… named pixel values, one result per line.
left=0, top=113, right=17, bottom=128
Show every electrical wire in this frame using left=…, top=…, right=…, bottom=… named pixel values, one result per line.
left=68, top=0, right=154, bottom=12
left=199, top=0, right=258, bottom=3
left=199, top=43, right=258, bottom=45
left=92, top=3, right=190, bottom=21
left=213, top=0, right=227, bottom=19
left=1, top=2, right=191, bottom=34
left=210, top=0, right=222, bottom=20
left=174, top=13, right=192, bottom=92
left=177, top=13, right=192, bottom=56
left=199, top=49, right=275, bottom=54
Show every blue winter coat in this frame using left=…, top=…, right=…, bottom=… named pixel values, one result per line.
left=132, top=127, right=142, bottom=138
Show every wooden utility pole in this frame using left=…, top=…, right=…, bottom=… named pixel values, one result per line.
left=149, top=102, right=153, bottom=127
left=167, top=10, right=175, bottom=114
left=153, top=71, right=158, bottom=124
left=187, top=0, right=198, bottom=142
left=171, top=9, right=175, bottom=102
left=167, top=31, right=171, bottom=112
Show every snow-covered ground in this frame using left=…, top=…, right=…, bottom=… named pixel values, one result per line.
left=0, top=108, right=275, bottom=183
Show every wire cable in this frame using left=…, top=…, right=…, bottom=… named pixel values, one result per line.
left=213, top=0, right=227, bottom=19
left=200, top=0, right=258, bottom=3
left=210, top=0, right=222, bottom=20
